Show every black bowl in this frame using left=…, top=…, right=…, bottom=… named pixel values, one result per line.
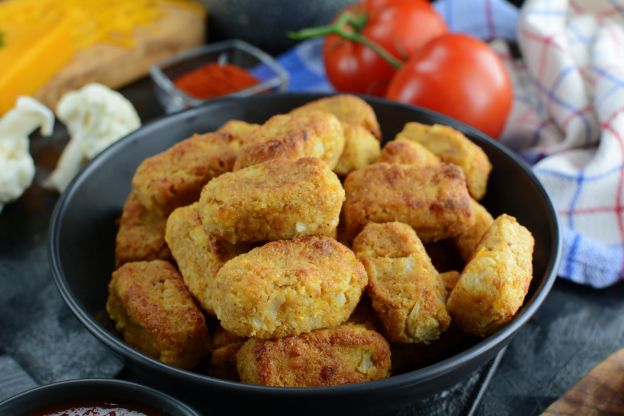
left=0, top=379, right=200, bottom=415
left=49, top=93, right=561, bottom=415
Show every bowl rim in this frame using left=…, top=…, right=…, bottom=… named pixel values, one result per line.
left=0, top=378, right=201, bottom=415
left=49, top=92, right=561, bottom=397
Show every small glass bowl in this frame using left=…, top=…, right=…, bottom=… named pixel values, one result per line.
left=150, top=39, right=289, bottom=113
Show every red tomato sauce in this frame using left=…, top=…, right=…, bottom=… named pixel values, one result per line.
left=173, top=63, right=260, bottom=99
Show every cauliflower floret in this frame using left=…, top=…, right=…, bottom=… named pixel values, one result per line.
left=45, top=83, right=141, bottom=192
left=0, top=97, right=54, bottom=213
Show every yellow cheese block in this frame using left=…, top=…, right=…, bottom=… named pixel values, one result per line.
left=0, top=24, right=75, bottom=113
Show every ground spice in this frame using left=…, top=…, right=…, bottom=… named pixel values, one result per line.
left=173, top=62, right=261, bottom=99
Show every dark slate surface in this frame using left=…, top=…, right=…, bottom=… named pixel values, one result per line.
left=479, top=280, right=624, bottom=415
left=1, top=77, right=623, bottom=414
left=0, top=129, right=124, bottom=389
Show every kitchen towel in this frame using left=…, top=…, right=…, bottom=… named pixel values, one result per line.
left=506, top=0, right=624, bottom=288
left=279, top=0, right=624, bottom=288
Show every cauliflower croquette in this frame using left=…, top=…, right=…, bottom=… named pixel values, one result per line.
left=206, top=326, right=246, bottom=381
left=378, top=139, right=440, bottom=166
left=109, top=100, right=539, bottom=383
left=115, top=192, right=171, bottom=267
left=106, top=260, right=210, bottom=369
left=452, top=199, right=494, bottom=261
left=343, top=162, right=475, bottom=242
left=440, top=270, right=461, bottom=294
left=353, top=221, right=426, bottom=259
left=236, top=324, right=391, bottom=386
left=353, top=222, right=450, bottom=344
left=233, top=110, right=345, bottom=170
left=211, top=236, right=368, bottom=339
left=132, top=132, right=242, bottom=215
left=290, top=94, right=382, bottom=139
left=208, top=343, right=245, bottom=381
left=216, top=119, right=259, bottom=148
left=212, top=325, right=246, bottom=348
left=199, top=158, right=345, bottom=244
left=447, top=214, right=535, bottom=337
left=333, top=124, right=381, bottom=176
left=165, top=202, right=246, bottom=314
left=396, top=122, right=492, bottom=199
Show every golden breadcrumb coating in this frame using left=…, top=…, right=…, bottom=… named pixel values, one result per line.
left=353, top=221, right=424, bottom=258
left=453, top=199, right=494, bottom=261
left=211, top=236, right=368, bottom=339
left=216, top=119, right=260, bottom=150
left=343, top=162, right=475, bottom=242
left=165, top=203, right=247, bottom=315
left=199, top=158, right=345, bottom=244
left=234, top=110, right=345, bottom=170
left=132, top=132, right=243, bottom=215
left=208, top=343, right=244, bottom=381
left=290, top=94, right=382, bottom=139
left=205, top=326, right=246, bottom=381
left=115, top=192, right=171, bottom=267
left=447, top=214, right=535, bottom=337
left=440, top=271, right=461, bottom=294
left=212, top=325, right=246, bottom=349
left=236, top=324, right=390, bottom=386
left=396, top=122, right=492, bottom=199
left=378, top=139, right=440, bottom=166
left=106, top=260, right=210, bottom=369
left=334, top=124, right=380, bottom=176
left=353, top=222, right=450, bottom=344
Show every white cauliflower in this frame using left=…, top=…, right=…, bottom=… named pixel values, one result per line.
left=0, top=97, right=54, bottom=213
left=45, top=83, right=141, bottom=192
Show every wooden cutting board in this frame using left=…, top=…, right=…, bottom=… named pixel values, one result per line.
left=34, top=3, right=205, bottom=109
left=542, top=348, right=624, bottom=415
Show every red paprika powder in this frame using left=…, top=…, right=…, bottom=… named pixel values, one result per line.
left=173, top=63, right=261, bottom=99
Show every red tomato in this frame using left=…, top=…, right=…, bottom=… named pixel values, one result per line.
left=323, top=0, right=447, bottom=96
left=386, top=33, right=513, bottom=138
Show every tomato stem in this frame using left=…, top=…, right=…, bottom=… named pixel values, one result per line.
left=288, top=11, right=401, bottom=70
left=346, top=12, right=368, bottom=33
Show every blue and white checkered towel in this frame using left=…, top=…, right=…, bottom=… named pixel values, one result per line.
left=277, top=0, right=624, bottom=288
